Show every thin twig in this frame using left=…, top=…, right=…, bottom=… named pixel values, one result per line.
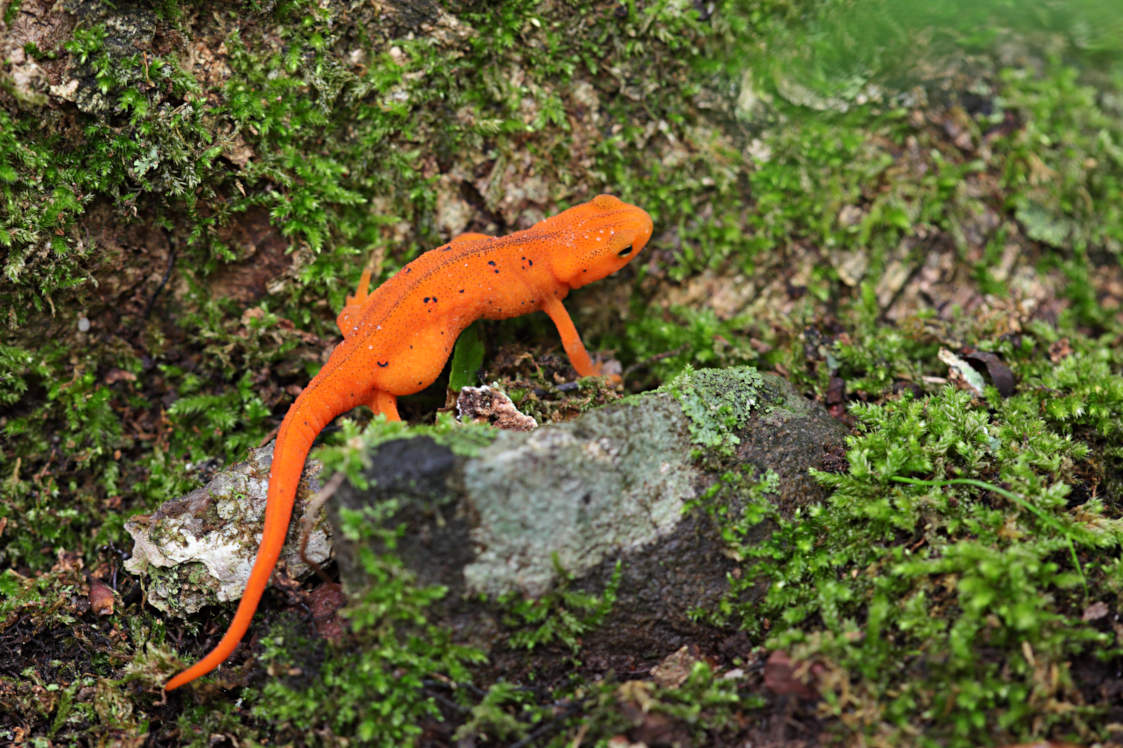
left=299, top=471, right=345, bottom=585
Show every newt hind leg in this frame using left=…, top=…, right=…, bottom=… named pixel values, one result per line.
left=337, top=268, right=374, bottom=339
left=368, top=390, right=400, bottom=421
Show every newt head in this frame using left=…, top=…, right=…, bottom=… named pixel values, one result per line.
left=550, top=194, right=654, bottom=290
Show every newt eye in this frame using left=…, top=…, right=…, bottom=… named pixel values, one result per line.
left=617, top=244, right=634, bottom=257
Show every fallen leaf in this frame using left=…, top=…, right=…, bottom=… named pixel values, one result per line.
left=764, top=650, right=819, bottom=700
left=964, top=350, right=1016, bottom=397
left=88, top=579, right=115, bottom=616
left=1082, top=600, right=1109, bottom=622
left=309, top=582, right=346, bottom=642
left=651, top=645, right=700, bottom=688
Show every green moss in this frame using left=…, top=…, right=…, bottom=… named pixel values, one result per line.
left=620, top=304, right=760, bottom=383
left=498, top=557, right=621, bottom=652
left=0, top=568, right=52, bottom=621
left=246, top=500, right=485, bottom=745
left=3, top=0, right=22, bottom=25
left=689, top=468, right=780, bottom=570
left=0, top=344, right=130, bottom=568
left=709, top=347, right=1122, bottom=744
left=626, top=662, right=750, bottom=738
left=452, top=680, right=548, bottom=743
left=982, top=61, right=1123, bottom=333
left=174, top=701, right=260, bottom=747
left=661, top=366, right=763, bottom=456
left=165, top=371, right=271, bottom=459
left=0, top=567, right=162, bottom=740
left=820, top=284, right=944, bottom=396
left=997, top=65, right=1123, bottom=251
left=2, top=16, right=221, bottom=321
left=456, top=658, right=753, bottom=745
left=575, top=661, right=751, bottom=745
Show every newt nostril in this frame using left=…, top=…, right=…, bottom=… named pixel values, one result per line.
left=617, top=244, right=634, bottom=257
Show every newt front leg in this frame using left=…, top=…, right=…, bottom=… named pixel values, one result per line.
left=541, top=296, right=616, bottom=381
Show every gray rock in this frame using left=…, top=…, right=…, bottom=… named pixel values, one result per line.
left=329, top=366, right=849, bottom=667
left=126, top=365, right=847, bottom=672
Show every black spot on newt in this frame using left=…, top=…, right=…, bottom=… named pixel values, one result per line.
left=377, top=361, right=389, bottom=367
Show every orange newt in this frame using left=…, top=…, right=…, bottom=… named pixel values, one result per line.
left=164, top=194, right=653, bottom=690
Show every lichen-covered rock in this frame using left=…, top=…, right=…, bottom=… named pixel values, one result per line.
left=329, top=366, right=849, bottom=668
left=124, top=444, right=332, bottom=616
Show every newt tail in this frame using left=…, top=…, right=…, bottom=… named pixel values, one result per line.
left=163, top=374, right=372, bottom=691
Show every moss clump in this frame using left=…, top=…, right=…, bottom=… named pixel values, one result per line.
left=711, top=341, right=1123, bottom=744
left=662, top=366, right=763, bottom=457
left=498, top=557, right=622, bottom=653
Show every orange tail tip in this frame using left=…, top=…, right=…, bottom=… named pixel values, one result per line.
left=163, top=545, right=277, bottom=691
left=164, top=404, right=324, bottom=690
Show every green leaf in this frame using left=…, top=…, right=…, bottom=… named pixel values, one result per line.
left=448, top=322, right=486, bottom=392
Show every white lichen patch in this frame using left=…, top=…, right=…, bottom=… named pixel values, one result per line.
left=124, top=444, right=333, bottom=615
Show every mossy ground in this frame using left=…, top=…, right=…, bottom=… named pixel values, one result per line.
left=2, top=0, right=1123, bottom=744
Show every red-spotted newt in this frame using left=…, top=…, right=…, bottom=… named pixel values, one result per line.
left=164, top=194, right=653, bottom=690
